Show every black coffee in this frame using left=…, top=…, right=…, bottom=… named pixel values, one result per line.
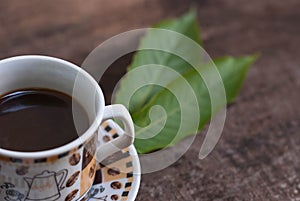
left=0, top=88, right=89, bottom=152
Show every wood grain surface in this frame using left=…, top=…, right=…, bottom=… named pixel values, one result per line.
left=1, top=0, right=300, bottom=200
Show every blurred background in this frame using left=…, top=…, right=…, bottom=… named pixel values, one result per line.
left=1, top=0, right=300, bottom=200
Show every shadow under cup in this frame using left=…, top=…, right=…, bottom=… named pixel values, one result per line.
left=0, top=56, right=105, bottom=200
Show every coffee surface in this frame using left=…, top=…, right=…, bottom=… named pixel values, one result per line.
left=0, top=89, right=89, bottom=152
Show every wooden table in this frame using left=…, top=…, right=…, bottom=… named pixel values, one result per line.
left=1, top=0, right=300, bottom=200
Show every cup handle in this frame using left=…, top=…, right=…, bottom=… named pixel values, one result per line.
left=96, top=104, right=134, bottom=162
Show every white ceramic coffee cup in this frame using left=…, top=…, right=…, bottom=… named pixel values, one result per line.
left=0, top=55, right=134, bottom=201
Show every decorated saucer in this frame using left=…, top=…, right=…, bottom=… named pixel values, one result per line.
left=80, top=120, right=141, bottom=201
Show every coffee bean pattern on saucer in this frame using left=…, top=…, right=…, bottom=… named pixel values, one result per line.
left=79, top=120, right=138, bottom=201
left=111, top=181, right=122, bottom=189
left=111, top=194, right=119, bottom=200
left=107, top=167, right=121, bottom=176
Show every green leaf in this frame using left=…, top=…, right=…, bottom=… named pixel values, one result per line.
left=115, top=10, right=201, bottom=112
left=214, top=55, right=258, bottom=103
left=131, top=56, right=256, bottom=153
left=114, top=10, right=258, bottom=154
left=153, top=9, right=202, bottom=45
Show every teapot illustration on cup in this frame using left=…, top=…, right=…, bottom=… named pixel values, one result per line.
left=24, top=169, right=68, bottom=201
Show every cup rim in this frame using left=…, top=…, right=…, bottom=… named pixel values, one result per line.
left=0, top=55, right=105, bottom=159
